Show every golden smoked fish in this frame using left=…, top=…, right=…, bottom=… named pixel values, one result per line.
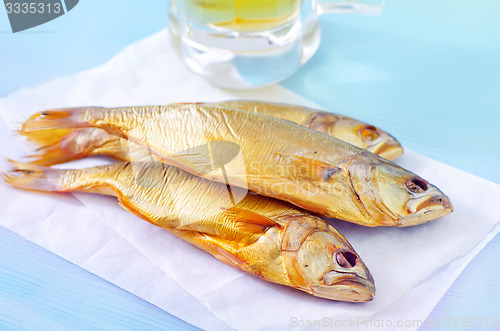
left=21, top=101, right=402, bottom=165
left=3, top=161, right=375, bottom=302
left=209, top=100, right=403, bottom=160
left=21, top=104, right=453, bottom=227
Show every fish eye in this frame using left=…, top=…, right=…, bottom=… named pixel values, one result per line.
left=405, top=177, right=428, bottom=193
left=335, top=250, right=357, bottom=268
left=359, top=125, right=379, bottom=141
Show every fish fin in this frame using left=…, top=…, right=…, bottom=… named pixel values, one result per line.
left=2, top=160, right=66, bottom=192
left=223, top=206, right=281, bottom=234
left=204, top=240, right=248, bottom=271
left=277, top=154, right=341, bottom=181
left=20, top=126, right=86, bottom=165
left=173, top=229, right=249, bottom=271
left=21, top=107, right=91, bottom=132
left=26, top=145, right=85, bottom=166
left=2, top=159, right=121, bottom=198
left=19, top=125, right=73, bottom=147
left=21, top=127, right=127, bottom=166
left=178, top=207, right=280, bottom=246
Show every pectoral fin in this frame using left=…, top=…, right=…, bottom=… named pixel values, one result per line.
left=174, top=206, right=279, bottom=247
left=223, top=207, right=281, bottom=234
left=206, top=242, right=248, bottom=271
left=170, top=229, right=249, bottom=271
left=277, top=154, right=341, bottom=181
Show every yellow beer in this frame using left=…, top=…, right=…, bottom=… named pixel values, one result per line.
left=185, top=0, right=302, bottom=32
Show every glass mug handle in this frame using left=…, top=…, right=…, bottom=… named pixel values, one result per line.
left=316, top=0, right=385, bottom=16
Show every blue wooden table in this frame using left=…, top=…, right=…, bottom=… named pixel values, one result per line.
left=1, top=0, right=499, bottom=329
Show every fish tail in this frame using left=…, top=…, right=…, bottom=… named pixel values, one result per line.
left=20, top=128, right=85, bottom=166
left=28, top=144, right=83, bottom=166
left=3, top=160, right=125, bottom=197
left=20, top=128, right=113, bottom=166
left=21, top=107, right=91, bottom=132
left=2, top=160, right=68, bottom=192
left=19, top=126, right=73, bottom=147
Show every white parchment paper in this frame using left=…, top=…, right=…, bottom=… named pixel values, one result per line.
left=1, top=29, right=499, bottom=330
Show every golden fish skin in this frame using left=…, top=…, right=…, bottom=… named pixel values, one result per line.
left=3, top=161, right=375, bottom=302
left=21, top=104, right=453, bottom=227
left=21, top=100, right=402, bottom=165
left=209, top=100, right=403, bottom=160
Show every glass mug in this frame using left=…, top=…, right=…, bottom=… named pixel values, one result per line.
left=169, top=0, right=384, bottom=89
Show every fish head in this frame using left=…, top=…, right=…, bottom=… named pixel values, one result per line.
left=308, top=111, right=402, bottom=160
left=332, top=117, right=403, bottom=161
left=356, top=123, right=403, bottom=161
left=282, top=218, right=374, bottom=302
left=309, top=112, right=402, bottom=160
left=348, top=154, right=453, bottom=226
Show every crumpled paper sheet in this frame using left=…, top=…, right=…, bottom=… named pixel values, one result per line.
left=1, top=29, right=499, bottom=331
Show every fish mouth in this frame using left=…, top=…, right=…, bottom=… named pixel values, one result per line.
left=314, top=272, right=375, bottom=302
left=368, top=140, right=403, bottom=161
left=401, top=194, right=453, bottom=226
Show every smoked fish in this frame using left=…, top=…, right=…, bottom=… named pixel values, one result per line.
left=21, top=101, right=402, bottom=165
left=3, top=161, right=375, bottom=302
left=21, top=104, right=453, bottom=227
left=209, top=100, right=403, bottom=160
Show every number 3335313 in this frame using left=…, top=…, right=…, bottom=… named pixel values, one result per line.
left=5, top=2, right=62, bottom=14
